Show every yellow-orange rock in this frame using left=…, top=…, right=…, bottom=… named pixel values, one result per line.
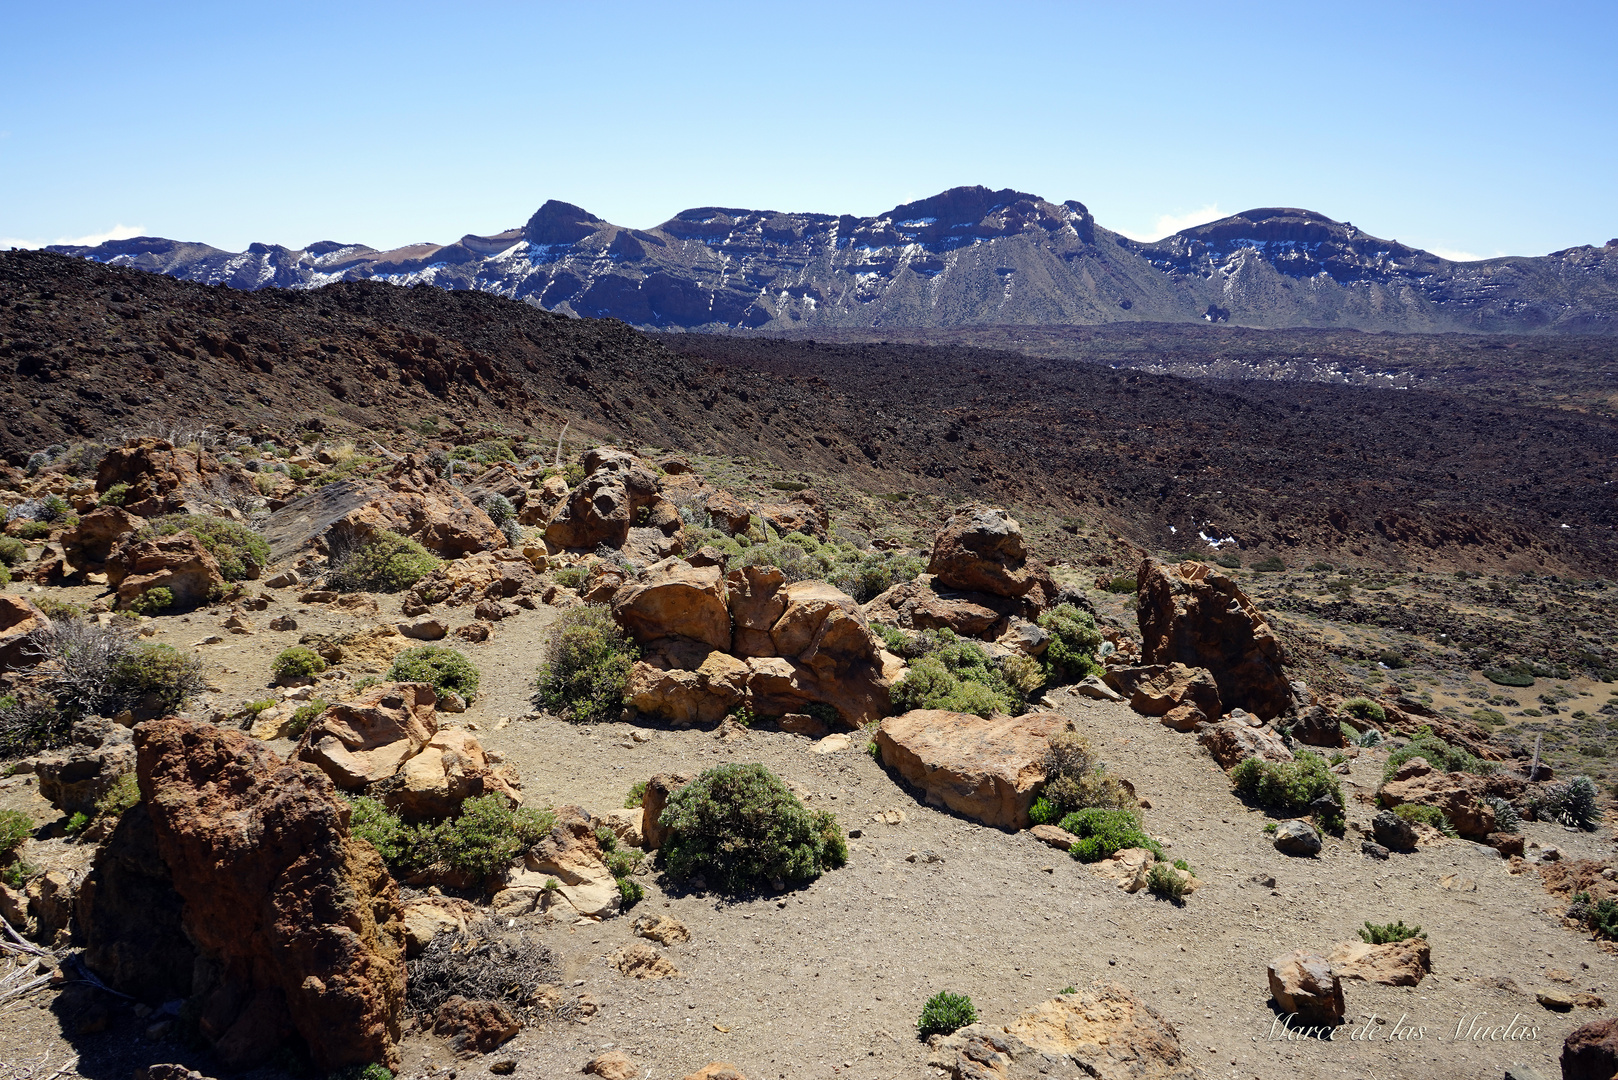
left=1326, top=938, right=1430, bottom=986
left=612, top=559, right=731, bottom=651
left=875, top=710, right=1074, bottom=830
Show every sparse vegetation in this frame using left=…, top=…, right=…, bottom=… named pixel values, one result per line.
left=389, top=645, right=480, bottom=702
left=128, top=585, right=174, bottom=615
left=1532, top=775, right=1600, bottom=830
left=1146, top=861, right=1191, bottom=902
left=346, top=793, right=553, bottom=884
left=1381, top=731, right=1494, bottom=781
left=658, top=762, right=846, bottom=893
left=272, top=645, right=327, bottom=682
left=137, top=514, right=270, bottom=581
left=888, top=629, right=1026, bottom=718
left=1340, top=697, right=1386, bottom=723
left=1029, top=732, right=1133, bottom=824
left=0, top=537, right=25, bottom=566
left=0, top=809, right=31, bottom=862
left=1061, top=807, right=1164, bottom=863
left=1358, top=920, right=1425, bottom=944
left=327, top=530, right=441, bottom=593
left=917, top=991, right=977, bottom=1038
left=531, top=604, right=638, bottom=722
left=1483, top=666, right=1536, bottom=688
left=1390, top=803, right=1458, bottom=837
left=1231, top=752, right=1345, bottom=832
left=624, top=780, right=648, bottom=809
left=1036, top=604, right=1104, bottom=684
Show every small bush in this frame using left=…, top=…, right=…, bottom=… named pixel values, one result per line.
left=327, top=530, right=441, bottom=593
left=94, top=771, right=141, bottom=821
left=0, top=565, right=8, bottom=586
left=109, top=642, right=206, bottom=715
left=1571, top=893, right=1618, bottom=940
left=474, top=492, right=516, bottom=527
left=531, top=604, right=637, bottom=722
left=389, top=646, right=480, bottom=702
left=1038, top=732, right=1133, bottom=822
left=552, top=566, right=586, bottom=590
left=1061, top=807, right=1163, bottom=863
left=624, top=780, right=648, bottom=809
left=272, top=645, right=327, bottom=682
left=1382, top=734, right=1493, bottom=781
left=348, top=794, right=544, bottom=883
left=35, top=597, right=86, bottom=620
left=1485, top=795, right=1521, bottom=833
left=14, top=521, right=53, bottom=540
left=1534, top=776, right=1600, bottom=830
left=1231, top=753, right=1344, bottom=831
left=0, top=537, right=28, bottom=566
left=659, top=763, right=846, bottom=893
left=1391, top=803, right=1457, bottom=837
left=449, top=440, right=516, bottom=466
left=1252, top=555, right=1286, bottom=573
left=128, top=586, right=174, bottom=615
left=1358, top=920, right=1424, bottom=944
left=1037, top=604, right=1104, bottom=684
left=618, top=876, right=644, bottom=908
left=1483, top=667, right=1535, bottom=688
left=1377, top=649, right=1409, bottom=669
left=917, top=991, right=977, bottom=1039
left=1215, top=552, right=1242, bottom=569
left=1146, top=861, right=1190, bottom=902
left=286, top=699, right=329, bottom=738
left=1340, top=697, right=1386, bottom=723
left=1103, top=575, right=1136, bottom=594
left=0, top=809, right=31, bottom=860
left=138, top=515, right=269, bottom=582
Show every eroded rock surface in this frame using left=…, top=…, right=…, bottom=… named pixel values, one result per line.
left=876, top=709, right=1073, bottom=830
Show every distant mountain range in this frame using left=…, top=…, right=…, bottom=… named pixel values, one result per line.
left=48, top=186, right=1618, bottom=333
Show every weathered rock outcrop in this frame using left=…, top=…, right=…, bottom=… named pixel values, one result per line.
left=497, top=806, right=620, bottom=918
left=0, top=594, right=52, bottom=670
left=408, top=548, right=543, bottom=608
left=758, top=490, right=828, bottom=540
left=1266, top=950, right=1344, bottom=1027
left=927, top=985, right=1196, bottom=1079
left=1136, top=558, right=1291, bottom=720
left=862, top=578, right=1017, bottom=638
left=107, top=532, right=225, bottom=610
left=34, top=720, right=135, bottom=816
left=1377, top=757, right=1496, bottom=840
left=639, top=773, right=692, bottom=851
left=1198, top=720, right=1293, bottom=770
left=94, top=437, right=213, bottom=518
left=1104, top=663, right=1222, bottom=730
left=613, top=559, right=731, bottom=651
left=61, top=506, right=145, bottom=572
left=876, top=710, right=1073, bottom=830
left=133, top=718, right=406, bottom=1070
left=927, top=504, right=1057, bottom=613
left=545, top=447, right=675, bottom=551
left=388, top=727, right=522, bottom=821
left=1326, top=938, right=1430, bottom=986
left=296, top=682, right=439, bottom=789
left=1564, top=1016, right=1618, bottom=1080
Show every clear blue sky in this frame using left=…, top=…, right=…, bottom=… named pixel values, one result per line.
left=2, top=1, right=1614, bottom=260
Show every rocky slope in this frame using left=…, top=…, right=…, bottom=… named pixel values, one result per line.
left=47, top=188, right=1618, bottom=334
left=3, top=250, right=1615, bottom=578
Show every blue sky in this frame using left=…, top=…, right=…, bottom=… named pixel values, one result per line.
left=2, top=1, right=1614, bottom=259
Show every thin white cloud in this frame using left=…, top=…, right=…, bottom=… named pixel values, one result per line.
left=1115, top=204, right=1225, bottom=242
left=1426, top=246, right=1505, bottom=263
left=0, top=223, right=146, bottom=250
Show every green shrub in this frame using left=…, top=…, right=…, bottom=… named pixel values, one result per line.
left=348, top=795, right=413, bottom=867
left=0, top=537, right=27, bottom=566
left=888, top=629, right=1026, bottom=718
left=1571, top=894, right=1618, bottom=940
left=0, top=809, right=32, bottom=860
left=873, top=623, right=909, bottom=654
left=1358, top=920, right=1424, bottom=944
left=347, top=794, right=544, bottom=883
left=1061, top=807, right=1163, bottom=863
left=65, top=811, right=90, bottom=835
left=1483, top=667, right=1535, bottom=688
left=1104, top=575, right=1137, bottom=594
left=0, top=565, right=10, bottom=586
left=1340, top=697, right=1385, bottom=723
left=109, top=642, right=205, bottom=715
left=272, top=645, right=327, bottom=682
left=14, top=521, right=52, bottom=540
left=137, top=515, right=269, bottom=582
left=1534, top=776, right=1600, bottom=830
left=1485, top=795, right=1521, bottom=833
left=1252, top=555, right=1286, bottom=573
left=286, top=699, right=329, bottom=738
left=1146, top=862, right=1190, bottom=902
left=390, top=646, right=480, bottom=702
left=1377, top=649, right=1409, bottom=669
left=618, top=876, right=644, bottom=908
left=475, top=493, right=516, bottom=527
left=1231, top=752, right=1344, bottom=831
left=1391, top=803, right=1457, bottom=837
left=624, top=780, right=648, bottom=809
left=1037, top=732, right=1133, bottom=822
left=128, top=586, right=174, bottom=615
left=98, top=483, right=130, bottom=506
left=659, top=763, right=846, bottom=893
left=552, top=566, right=586, bottom=590
left=531, top=605, right=637, bottom=722
left=327, top=530, right=441, bottom=593
left=287, top=463, right=307, bottom=482
left=449, top=440, right=516, bottom=466
left=1215, top=552, right=1242, bottom=569
left=1037, top=604, right=1104, bottom=684
left=36, top=597, right=86, bottom=620
left=94, top=771, right=141, bottom=821
left=1382, top=734, right=1493, bottom=781
left=917, top=991, right=977, bottom=1038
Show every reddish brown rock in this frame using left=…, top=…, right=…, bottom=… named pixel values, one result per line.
left=612, top=559, right=731, bottom=651
left=862, top=578, right=1012, bottom=638
left=876, top=710, right=1073, bottom=830
left=626, top=640, right=748, bottom=726
left=927, top=503, right=1047, bottom=600
left=545, top=448, right=662, bottom=550
left=726, top=564, right=789, bottom=657
left=1266, top=950, right=1344, bottom=1027
left=0, top=594, right=52, bottom=670
left=759, top=489, right=828, bottom=540
left=1104, top=663, right=1222, bottom=723
left=639, top=773, right=692, bottom=851
left=1326, top=939, right=1430, bottom=987
left=1136, top=558, right=1292, bottom=720
left=682, top=1065, right=745, bottom=1080
left=94, top=437, right=213, bottom=518
left=61, top=506, right=145, bottom=572
left=409, top=548, right=540, bottom=608
left=431, top=996, right=520, bottom=1057
left=1377, top=757, right=1497, bottom=840
left=296, top=683, right=439, bottom=789
left=585, top=1051, right=640, bottom=1079
left=108, top=532, right=226, bottom=610
left=135, top=718, right=405, bottom=1070
left=1199, top=720, right=1293, bottom=770
left=1564, top=1016, right=1618, bottom=1080
left=703, top=491, right=753, bottom=535
left=387, top=727, right=522, bottom=821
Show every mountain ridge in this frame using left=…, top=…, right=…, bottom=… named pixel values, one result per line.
left=46, top=186, right=1618, bottom=334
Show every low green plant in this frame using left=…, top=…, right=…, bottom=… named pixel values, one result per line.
left=1391, top=803, right=1457, bottom=837
left=1571, top=893, right=1618, bottom=940
left=1037, top=732, right=1133, bottom=823
left=1146, top=861, right=1190, bottom=902
left=605, top=847, right=643, bottom=879
left=109, top=642, right=205, bottom=715
left=0, top=858, right=36, bottom=888
left=618, top=876, right=644, bottom=908
left=1037, top=604, right=1104, bottom=684
left=1059, top=986, right=1077, bottom=995
left=917, top=991, right=977, bottom=1038
left=659, top=762, right=846, bottom=893
left=287, top=463, right=307, bottom=481
left=1483, top=667, right=1536, bottom=688
left=1103, top=575, right=1137, bottom=594
left=889, top=629, right=1027, bottom=718
left=449, top=440, right=516, bottom=466
left=1382, top=733, right=1493, bottom=781
left=1231, top=752, right=1345, bottom=832
left=1377, top=649, right=1409, bottom=669
left=531, top=604, right=637, bottom=722
left=273, top=645, right=327, bottom=682
left=729, top=703, right=755, bottom=728
left=0, top=809, right=33, bottom=860
left=35, top=597, right=86, bottom=621
left=94, top=771, right=141, bottom=821
left=128, top=586, right=174, bottom=615
left=0, top=537, right=27, bottom=566
left=137, top=514, right=270, bottom=582
left=390, top=645, right=480, bottom=702
left=625, top=780, right=649, bottom=809
left=1340, top=697, right=1385, bottom=723
left=65, top=811, right=90, bottom=835
left=1485, top=795, right=1521, bottom=833
left=552, top=566, right=586, bottom=590
left=347, top=794, right=543, bottom=883
left=1215, top=552, right=1242, bottom=569
left=287, top=699, right=329, bottom=738
left=1358, top=920, right=1425, bottom=944
left=327, top=530, right=441, bottom=593
left=14, top=521, right=53, bottom=540
left=1061, top=807, right=1163, bottom=863
left=1534, top=776, right=1600, bottom=830
left=1252, top=555, right=1286, bottom=573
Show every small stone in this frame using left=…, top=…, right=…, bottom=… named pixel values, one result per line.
left=269, top=615, right=297, bottom=632
left=439, top=691, right=468, bottom=713
left=1537, top=989, right=1577, bottom=1011
left=1272, top=819, right=1322, bottom=857
left=1361, top=840, right=1390, bottom=860
left=584, top=1052, right=638, bottom=1080
left=488, top=1061, right=517, bottom=1075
